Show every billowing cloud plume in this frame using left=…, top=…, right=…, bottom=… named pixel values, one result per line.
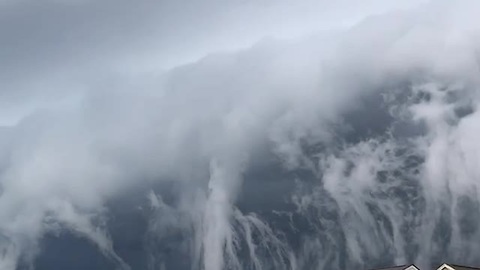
left=1, top=0, right=480, bottom=270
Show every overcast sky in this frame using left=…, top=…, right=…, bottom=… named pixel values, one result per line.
left=5, top=1, right=480, bottom=269
left=0, top=0, right=427, bottom=125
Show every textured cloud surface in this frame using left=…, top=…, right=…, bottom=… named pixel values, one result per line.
left=3, top=0, right=480, bottom=270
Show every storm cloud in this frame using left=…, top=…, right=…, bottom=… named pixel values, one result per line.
left=2, top=0, right=480, bottom=270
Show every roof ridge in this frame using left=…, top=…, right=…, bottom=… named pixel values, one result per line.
left=447, top=263, right=480, bottom=269
left=369, top=264, right=416, bottom=270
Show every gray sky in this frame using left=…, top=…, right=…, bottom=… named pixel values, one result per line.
left=0, top=0, right=426, bottom=125
left=1, top=0, right=427, bottom=70
left=11, top=1, right=480, bottom=269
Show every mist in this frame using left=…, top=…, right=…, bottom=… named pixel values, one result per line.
left=1, top=0, right=480, bottom=269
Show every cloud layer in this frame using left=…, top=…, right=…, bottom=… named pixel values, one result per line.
left=2, top=0, right=480, bottom=269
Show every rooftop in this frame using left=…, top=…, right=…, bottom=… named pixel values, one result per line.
left=371, top=264, right=480, bottom=270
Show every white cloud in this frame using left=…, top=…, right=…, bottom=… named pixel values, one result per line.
left=2, top=0, right=480, bottom=269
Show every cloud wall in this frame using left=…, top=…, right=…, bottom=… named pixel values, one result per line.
left=1, top=0, right=480, bottom=269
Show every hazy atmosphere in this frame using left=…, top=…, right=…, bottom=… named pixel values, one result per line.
left=2, top=0, right=480, bottom=269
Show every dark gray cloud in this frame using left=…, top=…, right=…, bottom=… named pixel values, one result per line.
left=5, top=1, right=480, bottom=270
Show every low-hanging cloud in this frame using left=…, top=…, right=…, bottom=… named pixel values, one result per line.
left=1, top=0, right=480, bottom=269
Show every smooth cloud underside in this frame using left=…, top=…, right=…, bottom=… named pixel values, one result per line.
left=1, top=0, right=480, bottom=270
